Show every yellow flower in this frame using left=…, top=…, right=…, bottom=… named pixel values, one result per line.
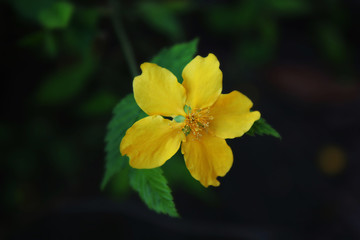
left=120, top=53, right=260, bottom=187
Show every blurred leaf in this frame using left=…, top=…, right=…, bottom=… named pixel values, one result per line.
left=163, top=0, right=192, bottom=13
left=18, top=31, right=57, bottom=57
left=4, top=183, right=25, bottom=209
left=44, top=31, right=57, bottom=57
left=8, top=150, right=37, bottom=178
left=80, top=91, right=118, bottom=116
left=10, top=0, right=55, bottom=20
left=129, top=168, right=179, bottom=217
left=101, top=94, right=147, bottom=189
left=247, top=118, right=281, bottom=138
left=317, top=23, right=348, bottom=66
left=268, top=0, right=310, bottom=15
left=62, top=8, right=100, bottom=55
left=76, top=7, right=100, bottom=27
left=38, top=1, right=74, bottom=29
left=36, top=52, right=97, bottom=104
left=49, top=141, right=77, bottom=176
left=18, top=31, right=45, bottom=47
left=151, top=38, right=198, bottom=83
left=238, top=19, right=277, bottom=64
left=207, top=1, right=258, bottom=32
left=137, top=1, right=183, bottom=40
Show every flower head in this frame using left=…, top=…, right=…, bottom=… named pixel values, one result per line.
left=120, top=54, right=260, bottom=187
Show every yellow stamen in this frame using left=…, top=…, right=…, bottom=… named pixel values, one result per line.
left=183, top=107, right=213, bottom=139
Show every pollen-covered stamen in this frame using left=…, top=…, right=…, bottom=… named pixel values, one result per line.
left=183, top=107, right=213, bottom=138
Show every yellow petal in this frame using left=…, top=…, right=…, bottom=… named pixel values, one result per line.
left=182, top=53, right=223, bottom=109
left=181, top=133, right=233, bottom=187
left=133, top=63, right=186, bottom=117
left=120, top=115, right=185, bottom=168
left=209, top=91, right=261, bottom=139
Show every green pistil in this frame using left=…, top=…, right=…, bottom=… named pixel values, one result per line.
left=184, top=105, right=191, bottom=114
left=174, top=115, right=185, bottom=123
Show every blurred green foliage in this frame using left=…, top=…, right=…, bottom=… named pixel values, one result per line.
left=316, top=23, right=351, bottom=72
left=137, top=1, right=183, bottom=41
left=268, top=0, right=310, bottom=15
left=36, top=52, right=97, bottom=104
left=11, top=0, right=56, bottom=21
left=80, top=91, right=118, bottom=116
left=2, top=0, right=357, bottom=224
left=38, top=1, right=74, bottom=29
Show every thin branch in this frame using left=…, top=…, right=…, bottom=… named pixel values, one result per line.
left=109, top=0, right=138, bottom=77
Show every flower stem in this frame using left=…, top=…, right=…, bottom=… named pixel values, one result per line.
left=109, top=0, right=138, bottom=77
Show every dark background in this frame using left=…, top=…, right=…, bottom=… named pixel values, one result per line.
left=1, top=0, right=360, bottom=239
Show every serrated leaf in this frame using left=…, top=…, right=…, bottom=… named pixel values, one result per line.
left=247, top=118, right=281, bottom=138
left=101, top=94, right=146, bottom=189
left=151, top=38, right=198, bottom=83
left=129, top=168, right=179, bottom=217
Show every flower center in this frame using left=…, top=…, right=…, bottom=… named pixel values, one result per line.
left=182, top=107, right=213, bottom=138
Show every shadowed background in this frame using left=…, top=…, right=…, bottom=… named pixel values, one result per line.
left=1, top=0, right=360, bottom=239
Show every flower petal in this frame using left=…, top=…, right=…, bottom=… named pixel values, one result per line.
left=182, top=53, right=222, bottom=109
left=120, top=115, right=185, bottom=168
left=181, top=133, right=233, bottom=187
left=209, top=91, right=261, bottom=139
left=134, top=63, right=186, bottom=117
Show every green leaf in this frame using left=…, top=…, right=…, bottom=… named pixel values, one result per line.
left=109, top=166, right=131, bottom=199
left=18, top=31, right=45, bottom=48
left=247, top=118, right=281, bottom=139
left=268, top=0, right=311, bottom=15
left=151, top=38, right=198, bottom=83
left=18, top=30, right=57, bottom=57
left=79, top=91, right=118, bottom=116
left=35, top=51, right=97, bottom=105
left=101, top=94, right=179, bottom=217
left=43, top=31, right=57, bottom=57
left=38, top=2, right=74, bottom=29
left=129, top=168, right=179, bottom=217
left=206, top=2, right=258, bottom=32
left=62, top=8, right=101, bottom=55
left=317, top=23, right=348, bottom=66
left=101, top=94, right=146, bottom=189
left=137, top=2, right=183, bottom=41
left=10, top=0, right=56, bottom=20
left=238, top=19, right=277, bottom=64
